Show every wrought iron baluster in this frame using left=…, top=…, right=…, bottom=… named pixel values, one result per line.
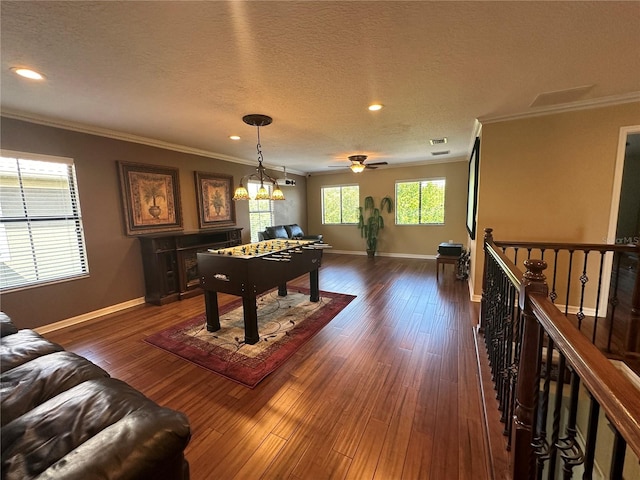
left=532, top=337, right=555, bottom=475
left=548, top=351, right=567, bottom=479
left=507, top=298, right=524, bottom=451
left=550, top=250, right=560, bottom=304
left=576, top=251, right=589, bottom=331
left=593, top=252, right=606, bottom=347
left=497, top=270, right=508, bottom=414
left=501, top=283, right=517, bottom=431
left=582, top=393, right=601, bottom=479
left=556, top=369, right=584, bottom=480
left=609, top=429, right=627, bottom=480
left=564, top=250, right=575, bottom=316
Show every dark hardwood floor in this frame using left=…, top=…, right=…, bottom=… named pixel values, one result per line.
left=45, top=254, right=506, bottom=480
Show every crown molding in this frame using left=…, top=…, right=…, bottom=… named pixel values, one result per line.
left=478, top=92, right=640, bottom=125
left=0, top=109, right=307, bottom=176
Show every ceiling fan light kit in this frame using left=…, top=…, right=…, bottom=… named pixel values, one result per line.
left=344, top=155, right=388, bottom=173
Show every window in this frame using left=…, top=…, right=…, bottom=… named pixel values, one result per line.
left=322, top=185, right=359, bottom=224
left=395, top=178, right=445, bottom=225
left=248, top=182, right=274, bottom=242
left=0, top=151, right=89, bottom=291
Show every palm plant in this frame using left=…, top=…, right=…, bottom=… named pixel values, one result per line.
left=357, top=195, right=393, bottom=257
left=141, top=181, right=166, bottom=219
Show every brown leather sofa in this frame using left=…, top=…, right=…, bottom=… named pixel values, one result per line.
left=0, top=312, right=191, bottom=480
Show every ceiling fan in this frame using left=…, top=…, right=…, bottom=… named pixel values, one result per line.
left=329, top=155, right=388, bottom=173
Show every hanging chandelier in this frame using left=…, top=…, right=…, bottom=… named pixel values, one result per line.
left=233, top=114, right=285, bottom=201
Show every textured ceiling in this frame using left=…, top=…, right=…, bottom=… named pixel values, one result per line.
left=1, top=1, right=639, bottom=174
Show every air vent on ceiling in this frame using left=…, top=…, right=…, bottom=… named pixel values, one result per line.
left=430, top=137, right=448, bottom=145
left=530, top=85, right=594, bottom=108
left=431, top=150, right=450, bottom=156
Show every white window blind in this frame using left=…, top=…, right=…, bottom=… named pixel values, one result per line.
left=0, top=152, right=89, bottom=291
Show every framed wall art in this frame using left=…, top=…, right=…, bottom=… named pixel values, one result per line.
left=117, top=161, right=183, bottom=236
left=194, top=171, right=236, bottom=229
left=466, top=137, right=480, bottom=240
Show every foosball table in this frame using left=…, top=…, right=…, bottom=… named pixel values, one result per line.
left=196, top=239, right=330, bottom=344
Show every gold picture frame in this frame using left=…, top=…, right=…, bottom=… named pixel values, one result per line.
left=194, top=171, right=236, bottom=229
left=117, top=161, right=183, bottom=236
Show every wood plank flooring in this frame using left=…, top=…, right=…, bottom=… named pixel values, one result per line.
left=44, top=254, right=501, bottom=480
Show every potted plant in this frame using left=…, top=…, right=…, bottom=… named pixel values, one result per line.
left=142, top=181, right=166, bottom=219
left=357, top=195, right=393, bottom=257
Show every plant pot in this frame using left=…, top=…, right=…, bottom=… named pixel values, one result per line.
left=148, top=205, right=161, bottom=219
left=366, top=249, right=376, bottom=258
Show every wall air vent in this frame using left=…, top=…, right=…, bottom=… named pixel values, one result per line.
left=430, top=138, right=447, bottom=145
left=431, top=150, right=450, bottom=156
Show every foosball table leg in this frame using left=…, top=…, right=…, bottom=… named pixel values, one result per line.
left=243, top=293, right=260, bottom=345
left=310, top=269, right=319, bottom=302
left=204, top=291, right=221, bottom=332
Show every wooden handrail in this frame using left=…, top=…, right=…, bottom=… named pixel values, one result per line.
left=493, top=240, right=638, bottom=255
left=529, top=291, right=640, bottom=459
left=485, top=237, right=523, bottom=289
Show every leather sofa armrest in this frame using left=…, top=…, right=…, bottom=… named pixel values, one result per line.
left=0, top=312, right=18, bottom=337
left=0, top=330, right=64, bottom=372
left=1, top=351, right=110, bottom=426
left=2, top=377, right=191, bottom=480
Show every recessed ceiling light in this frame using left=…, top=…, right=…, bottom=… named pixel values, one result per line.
left=11, top=67, right=45, bottom=80
left=430, top=138, right=447, bottom=145
left=368, top=104, right=383, bottom=111
left=229, top=135, right=241, bottom=140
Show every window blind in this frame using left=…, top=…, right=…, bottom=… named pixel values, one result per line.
left=0, top=152, right=89, bottom=291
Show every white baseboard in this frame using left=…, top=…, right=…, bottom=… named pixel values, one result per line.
left=35, top=297, right=146, bottom=334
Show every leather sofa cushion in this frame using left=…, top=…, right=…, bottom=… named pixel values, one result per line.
left=0, top=313, right=18, bottom=337
left=285, top=224, right=304, bottom=239
left=1, top=377, right=191, bottom=480
left=265, top=225, right=288, bottom=239
left=1, top=351, right=110, bottom=426
left=0, top=330, right=64, bottom=373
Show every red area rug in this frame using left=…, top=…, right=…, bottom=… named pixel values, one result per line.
left=144, top=288, right=355, bottom=388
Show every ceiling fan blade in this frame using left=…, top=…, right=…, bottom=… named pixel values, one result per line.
left=366, top=161, right=388, bottom=166
left=364, top=165, right=378, bottom=169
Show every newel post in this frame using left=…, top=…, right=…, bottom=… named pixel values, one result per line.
left=512, top=259, right=548, bottom=480
left=479, top=227, right=494, bottom=332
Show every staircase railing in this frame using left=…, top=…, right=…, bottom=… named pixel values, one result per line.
left=480, top=228, right=640, bottom=480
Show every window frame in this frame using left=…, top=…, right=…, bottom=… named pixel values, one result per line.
left=395, top=177, right=446, bottom=226
left=321, top=184, right=360, bottom=225
left=247, top=181, right=275, bottom=242
left=0, top=150, right=89, bottom=292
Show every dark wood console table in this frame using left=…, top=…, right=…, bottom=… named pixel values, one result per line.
left=138, top=228, right=242, bottom=305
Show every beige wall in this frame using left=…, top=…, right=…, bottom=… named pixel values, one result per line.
left=0, top=117, right=307, bottom=328
left=469, top=102, right=640, bottom=299
left=307, top=160, right=469, bottom=257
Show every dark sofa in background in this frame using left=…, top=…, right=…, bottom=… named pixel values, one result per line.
left=258, top=223, right=323, bottom=242
left=0, top=312, right=191, bottom=480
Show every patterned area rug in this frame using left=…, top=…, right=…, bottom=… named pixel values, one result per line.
left=144, top=288, right=355, bottom=388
